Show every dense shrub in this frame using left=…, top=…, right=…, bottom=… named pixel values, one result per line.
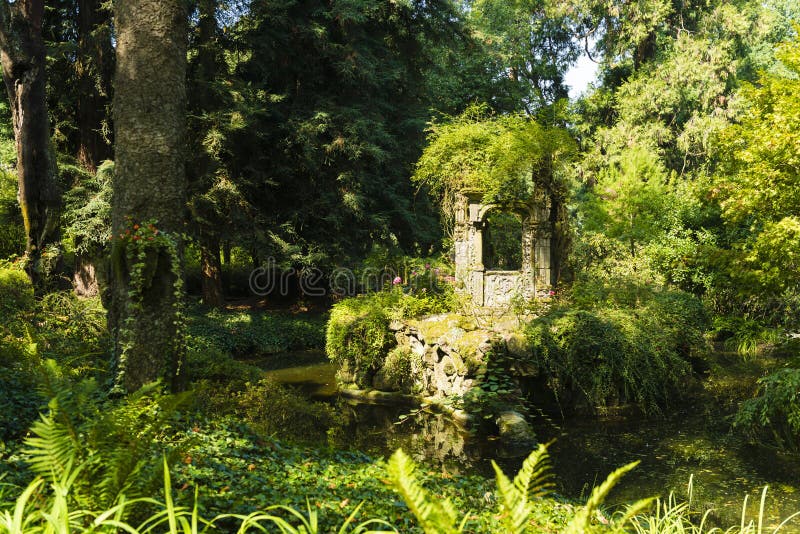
left=0, top=268, right=41, bottom=441
left=734, top=368, right=800, bottom=452
left=0, top=366, right=40, bottom=443
left=183, top=348, right=263, bottom=386
left=525, top=282, right=708, bottom=415
left=569, top=278, right=709, bottom=359
left=326, top=287, right=454, bottom=388
left=34, top=292, right=108, bottom=370
left=0, top=169, right=24, bottom=259
left=0, top=264, right=33, bottom=316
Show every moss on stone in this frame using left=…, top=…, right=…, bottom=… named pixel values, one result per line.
left=411, top=313, right=476, bottom=345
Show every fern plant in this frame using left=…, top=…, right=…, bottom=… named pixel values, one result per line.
left=388, top=444, right=555, bottom=533
left=23, top=371, right=191, bottom=518
left=386, top=449, right=464, bottom=533
left=563, top=460, right=653, bottom=533
left=492, top=443, right=554, bottom=533
left=0, top=456, right=395, bottom=534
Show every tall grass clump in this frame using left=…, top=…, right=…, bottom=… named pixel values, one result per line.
left=626, top=476, right=800, bottom=534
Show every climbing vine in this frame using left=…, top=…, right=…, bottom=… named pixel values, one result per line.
left=111, top=218, right=185, bottom=391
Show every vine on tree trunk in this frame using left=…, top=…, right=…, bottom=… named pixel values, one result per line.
left=110, top=218, right=185, bottom=392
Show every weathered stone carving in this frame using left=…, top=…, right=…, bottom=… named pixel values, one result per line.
left=453, top=190, right=553, bottom=308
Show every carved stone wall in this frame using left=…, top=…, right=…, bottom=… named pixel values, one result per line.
left=454, top=190, right=553, bottom=308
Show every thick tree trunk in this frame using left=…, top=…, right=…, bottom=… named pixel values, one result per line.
left=76, top=0, right=113, bottom=172
left=0, top=0, right=61, bottom=287
left=110, top=0, right=187, bottom=394
left=72, top=0, right=113, bottom=295
left=200, top=231, right=224, bottom=307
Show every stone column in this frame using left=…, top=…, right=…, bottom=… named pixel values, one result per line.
left=534, top=222, right=552, bottom=293
left=453, top=194, right=470, bottom=288
left=520, top=216, right=536, bottom=300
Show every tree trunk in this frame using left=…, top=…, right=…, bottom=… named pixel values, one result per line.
left=200, top=231, right=224, bottom=307
left=0, top=0, right=61, bottom=287
left=222, top=241, right=231, bottom=265
left=72, top=0, right=113, bottom=295
left=73, top=252, right=100, bottom=296
left=110, top=0, right=187, bottom=394
left=76, top=0, right=113, bottom=172
left=188, top=0, right=226, bottom=307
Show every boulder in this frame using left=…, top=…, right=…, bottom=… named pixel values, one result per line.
left=373, top=366, right=400, bottom=391
left=496, top=410, right=536, bottom=448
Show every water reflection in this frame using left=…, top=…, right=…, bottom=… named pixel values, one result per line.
left=262, top=355, right=800, bottom=529
left=326, top=400, right=484, bottom=475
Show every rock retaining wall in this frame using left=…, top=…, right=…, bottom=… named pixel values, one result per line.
left=337, top=313, right=536, bottom=398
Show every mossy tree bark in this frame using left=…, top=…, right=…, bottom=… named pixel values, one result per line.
left=0, top=0, right=61, bottom=287
left=110, top=0, right=187, bottom=393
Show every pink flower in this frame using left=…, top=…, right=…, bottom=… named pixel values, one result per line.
left=548, top=290, right=556, bottom=296
left=424, top=263, right=431, bottom=269
left=392, top=276, right=402, bottom=285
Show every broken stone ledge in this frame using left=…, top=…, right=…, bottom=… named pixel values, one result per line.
left=335, top=312, right=538, bottom=444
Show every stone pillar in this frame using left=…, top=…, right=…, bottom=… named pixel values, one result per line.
left=533, top=222, right=552, bottom=293
left=520, top=216, right=536, bottom=300
left=453, top=194, right=470, bottom=287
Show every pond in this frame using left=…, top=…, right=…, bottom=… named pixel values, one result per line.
left=259, top=351, right=800, bottom=530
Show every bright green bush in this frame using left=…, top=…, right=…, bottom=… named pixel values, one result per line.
left=326, top=294, right=395, bottom=388
left=0, top=170, right=24, bottom=260
left=734, top=368, right=800, bottom=452
left=0, top=265, right=33, bottom=317
left=526, top=283, right=707, bottom=415
left=327, top=288, right=454, bottom=388
left=0, top=272, right=54, bottom=442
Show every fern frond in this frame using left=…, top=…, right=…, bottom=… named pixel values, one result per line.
left=23, top=408, right=78, bottom=483
left=91, top=446, right=145, bottom=510
left=513, top=443, right=554, bottom=500
left=493, top=461, right=533, bottom=533
left=387, top=449, right=460, bottom=534
left=564, top=460, right=640, bottom=533
left=490, top=444, right=554, bottom=533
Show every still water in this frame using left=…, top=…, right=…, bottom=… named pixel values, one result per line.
left=260, top=352, right=800, bottom=530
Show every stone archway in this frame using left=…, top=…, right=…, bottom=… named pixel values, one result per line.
left=453, top=190, right=553, bottom=307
